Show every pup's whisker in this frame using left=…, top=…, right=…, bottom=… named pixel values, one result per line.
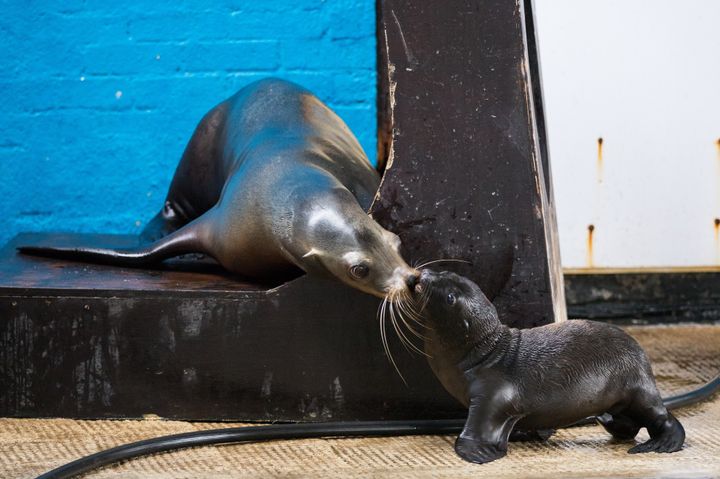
left=416, top=258, right=472, bottom=269
left=411, top=257, right=428, bottom=269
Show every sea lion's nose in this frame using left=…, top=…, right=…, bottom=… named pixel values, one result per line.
left=406, top=272, right=419, bottom=289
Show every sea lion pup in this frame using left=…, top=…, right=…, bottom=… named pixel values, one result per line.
left=18, top=78, right=418, bottom=298
left=411, top=270, right=685, bottom=464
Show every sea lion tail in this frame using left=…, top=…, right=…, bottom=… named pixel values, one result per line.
left=17, top=217, right=210, bottom=267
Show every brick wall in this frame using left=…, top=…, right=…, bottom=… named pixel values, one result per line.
left=0, top=1, right=376, bottom=244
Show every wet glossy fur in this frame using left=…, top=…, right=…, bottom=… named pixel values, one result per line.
left=18, top=79, right=417, bottom=297
left=414, top=270, right=685, bottom=464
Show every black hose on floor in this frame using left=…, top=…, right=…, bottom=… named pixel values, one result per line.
left=36, top=419, right=465, bottom=479
left=36, top=375, right=720, bottom=479
left=663, top=374, right=720, bottom=409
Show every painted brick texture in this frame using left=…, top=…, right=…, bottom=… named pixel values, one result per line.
left=0, top=1, right=376, bottom=244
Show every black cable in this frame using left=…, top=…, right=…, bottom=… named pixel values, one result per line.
left=37, top=375, right=720, bottom=479
left=662, top=374, right=720, bottom=409
left=36, top=419, right=465, bottom=479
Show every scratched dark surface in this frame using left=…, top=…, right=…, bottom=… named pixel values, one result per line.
left=1, top=237, right=459, bottom=420
left=372, top=0, right=564, bottom=327
left=0, top=0, right=563, bottom=420
left=565, top=271, right=720, bottom=324
left=0, top=234, right=274, bottom=297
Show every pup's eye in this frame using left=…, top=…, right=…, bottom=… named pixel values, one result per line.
left=350, top=264, right=369, bottom=279
left=446, top=293, right=456, bottom=305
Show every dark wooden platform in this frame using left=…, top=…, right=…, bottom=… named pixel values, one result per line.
left=0, top=0, right=567, bottom=421
left=1, top=233, right=463, bottom=421
left=0, top=233, right=274, bottom=297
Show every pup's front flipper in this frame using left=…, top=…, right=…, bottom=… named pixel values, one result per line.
left=454, top=399, right=521, bottom=464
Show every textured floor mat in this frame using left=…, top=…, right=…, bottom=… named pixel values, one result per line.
left=1, top=323, right=718, bottom=478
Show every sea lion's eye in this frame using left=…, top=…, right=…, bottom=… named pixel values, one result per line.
left=350, top=264, right=370, bottom=279
left=446, top=293, right=456, bottom=305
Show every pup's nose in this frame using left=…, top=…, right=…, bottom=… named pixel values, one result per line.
left=406, top=272, right=419, bottom=289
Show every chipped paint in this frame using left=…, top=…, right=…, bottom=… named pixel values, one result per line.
left=260, top=371, right=273, bottom=398
left=383, top=68, right=397, bottom=172
left=517, top=0, right=567, bottom=323
left=390, top=9, right=417, bottom=67
left=332, top=376, right=345, bottom=407
left=369, top=24, right=398, bottom=216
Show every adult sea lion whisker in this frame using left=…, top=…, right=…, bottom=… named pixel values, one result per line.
left=389, top=301, right=427, bottom=356
left=379, top=297, right=407, bottom=384
left=388, top=302, right=412, bottom=353
left=396, top=296, right=430, bottom=336
left=398, top=318, right=431, bottom=357
left=396, top=304, right=428, bottom=341
left=398, top=305, right=426, bottom=334
left=393, top=289, right=427, bottom=331
left=394, top=291, right=426, bottom=325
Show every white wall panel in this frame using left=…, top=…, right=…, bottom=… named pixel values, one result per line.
left=534, top=0, right=720, bottom=267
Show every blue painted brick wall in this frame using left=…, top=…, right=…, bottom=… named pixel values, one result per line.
left=0, top=1, right=377, bottom=244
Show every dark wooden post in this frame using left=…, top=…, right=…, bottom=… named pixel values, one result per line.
left=0, top=0, right=564, bottom=420
left=374, top=0, right=566, bottom=327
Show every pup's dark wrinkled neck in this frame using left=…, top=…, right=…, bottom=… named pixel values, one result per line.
left=425, top=311, right=510, bottom=368
left=457, top=321, right=513, bottom=371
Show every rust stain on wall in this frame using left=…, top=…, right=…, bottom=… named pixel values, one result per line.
left=715, top=218, right=720, bottom=264
left=716, top=140, right=720, bottom=242
left=586, top=224, right=595, bottom=267
left=597, top=137, right=604, bottom=183
left=716, top=138, right=720, bottom=187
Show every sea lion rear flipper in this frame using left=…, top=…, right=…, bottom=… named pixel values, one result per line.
left=454, top=398, right=521, bottom=464
left=627, top=411, right=685, bottom=454
left=17, top=215, right=212, bottom=267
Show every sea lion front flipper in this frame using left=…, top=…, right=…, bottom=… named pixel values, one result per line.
left=454, top=399, right=521, bottom=464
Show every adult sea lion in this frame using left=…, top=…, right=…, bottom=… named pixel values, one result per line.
left=19, top=78, right=418, bottom=298
left=412, top=270, right=686, bottom=464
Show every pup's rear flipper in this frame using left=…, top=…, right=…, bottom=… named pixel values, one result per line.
left=17, top=217, right=210, bottom=268
left=454, top=438, right=507, bottom=464
left=628, top=412, right=685, bottom=454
